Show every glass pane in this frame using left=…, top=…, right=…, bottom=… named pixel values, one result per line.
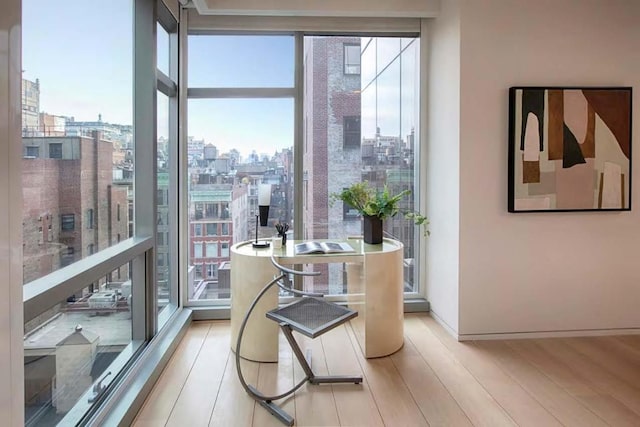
left=22, top=0, right=133, bottom=285
left=187, top=98, right=294, bottom=301
left=157, top=92, right=173, bottom=313
left=188, top=35, right=295, bottom=88
left=303, top=35, right=420, bottom=295
left=157, top=22, right=170, bottom=77
left=361, top=38, right=377, bottom=91
left=24, top=260, right=137, bottom=426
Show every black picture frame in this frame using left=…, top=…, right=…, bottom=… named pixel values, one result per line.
left=508, top=86, right=632, bottom=212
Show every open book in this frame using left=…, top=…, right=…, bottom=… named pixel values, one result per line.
left=294, top=241, right=355, bottom=255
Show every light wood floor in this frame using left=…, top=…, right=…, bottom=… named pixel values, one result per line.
left=133, top=313, right=640, bottom=426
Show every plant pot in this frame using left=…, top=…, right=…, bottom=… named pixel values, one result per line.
left=363, top=215, right=383, bottom=244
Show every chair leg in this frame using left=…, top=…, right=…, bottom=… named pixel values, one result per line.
left=280, top=324, right=363, bottom=386
left=248, top=385, right=294, bottom=426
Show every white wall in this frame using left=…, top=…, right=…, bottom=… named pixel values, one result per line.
left=425, top=0, right=461, bottom=333
left=0, top=0, right=24, bottom=423
left=456, top=0, right=640, bottom=337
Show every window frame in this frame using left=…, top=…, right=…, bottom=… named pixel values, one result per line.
left=183, top=17, right=426, bottom=310
left=343, top=115, right=361, bottom=149
left=48, top=142, right=62, bottom=159
left=343, top=43, right=361, bottom=75
left=61, top=213, right=75, bottom=231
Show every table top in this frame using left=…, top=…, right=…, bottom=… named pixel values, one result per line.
left=232, top=237, right=403, bottom=264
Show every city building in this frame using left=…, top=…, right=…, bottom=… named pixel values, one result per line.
left=65, top=115, right=133, bottom=149
left=38, top=112, right=66, bottom=137
left=189, top=183, right=236, bottom=284
left=21, top=78, right=40, bottom=136
left=22, top=132, right=129, bottom=285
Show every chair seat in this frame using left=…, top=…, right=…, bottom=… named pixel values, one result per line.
left=266, top=297, right=358, bottom=338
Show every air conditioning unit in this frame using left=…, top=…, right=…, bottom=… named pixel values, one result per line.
left=88, top=292, right=117, bottom=309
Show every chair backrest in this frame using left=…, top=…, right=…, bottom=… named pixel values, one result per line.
left=270, top=255, right=324, bottom=297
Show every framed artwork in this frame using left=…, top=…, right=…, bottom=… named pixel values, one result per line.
left=508, top=86, right=632, bottom=212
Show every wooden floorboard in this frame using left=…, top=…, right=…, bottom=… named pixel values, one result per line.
left=132, top=314, right=640, bottom=427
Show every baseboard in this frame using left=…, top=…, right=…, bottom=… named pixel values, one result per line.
left=427, top=310, right=640, bottom=341
left=458, top=327, right=640, bottom=341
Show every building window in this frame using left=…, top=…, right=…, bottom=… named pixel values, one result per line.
left=206, top=223, right=217, bottom=236
left=194, top=223, right=202, bottom=236
left=206, top=263, right=217, bottom=278
left=221, top=242, right=230, bottom=257
left=195, top=264, right=203, bottom=279
left=86, top=209, right=94, bottom=229
left=206, top=242, right=218, bottom=257
left=87, top=244, right=95, bottom=255
left=221, top=223, right=229, bottom=235
left=61, top=247, right=75, bottom=267
left=344, top=44, right=361, bottom=75
left=344, top=116, right=361, bottom=149
left=61, top=214, right=75, bottom=231
left=157, top=232, right=164, bottom=246
left=48, top=143, right=62, bottom=159
left=117, top=204, right=121, bottom=221
left=25, top=146, right=39, bottom=157
left=194, top=242, right=203, bottom=258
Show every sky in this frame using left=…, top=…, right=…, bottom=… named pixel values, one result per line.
left=22, top=0, right=133, bottom=125
left=23, top=1, right=418, bottom=159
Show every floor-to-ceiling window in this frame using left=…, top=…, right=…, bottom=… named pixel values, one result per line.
left=186, top=34, right=295, bottom=304
left=156, top=2, right=179, bottom=326
left=184, top=16, right=422, bottom=305
left=21, top=0, right=173, bottom=424
left=302, top=35, right=421, bottom=295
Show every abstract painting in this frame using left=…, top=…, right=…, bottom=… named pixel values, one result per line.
left=508, top=87, right=632, bottom=212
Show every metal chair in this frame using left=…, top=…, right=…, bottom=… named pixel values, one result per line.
left=235, top=255, right=362, bottom=426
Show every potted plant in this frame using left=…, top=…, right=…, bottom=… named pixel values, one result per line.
left=331, top=181, right=429, bottom=244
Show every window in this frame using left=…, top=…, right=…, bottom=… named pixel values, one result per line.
left=186, top=32, right=421, bottom=305
left=206, top=242, right=218, bottom=257
left=25, top=146, right=39, bottom=157
left=205, top=223, right=217, bottom=236
left=61, top=214, right=75, bottom=231
left=157, top=189, right=166, bottom=205
left=48, top=143, right=62, bottom=159
left=221, top=242, right=230, bottom=257
left=19, top=0, right=165, bottom=424
left=61, top=247, right=74, bottom=267
left=194, top=242, right=203, bottom=258
left=206, top=263, right=217, bottom=278
left=156, top=3, right=179, bottom=319
left=304, top=35, right=420, bottom=295
left=157, top=232, right=165, bottom=246
left=187, top=33, right=296, bottom=302
left=344, top=44, right=361, bottom=74
left=86, top=209, right=94, bottom=229
left=194, top=223, right=202, bottom=236
left=344, top=116, right=361, bottom=149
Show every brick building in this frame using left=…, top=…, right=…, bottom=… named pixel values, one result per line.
left=303, top=37, right=362, bottom=291
left=303, top=37, right=362, bottom=242
left=22, top=131, right=129, bottom=284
